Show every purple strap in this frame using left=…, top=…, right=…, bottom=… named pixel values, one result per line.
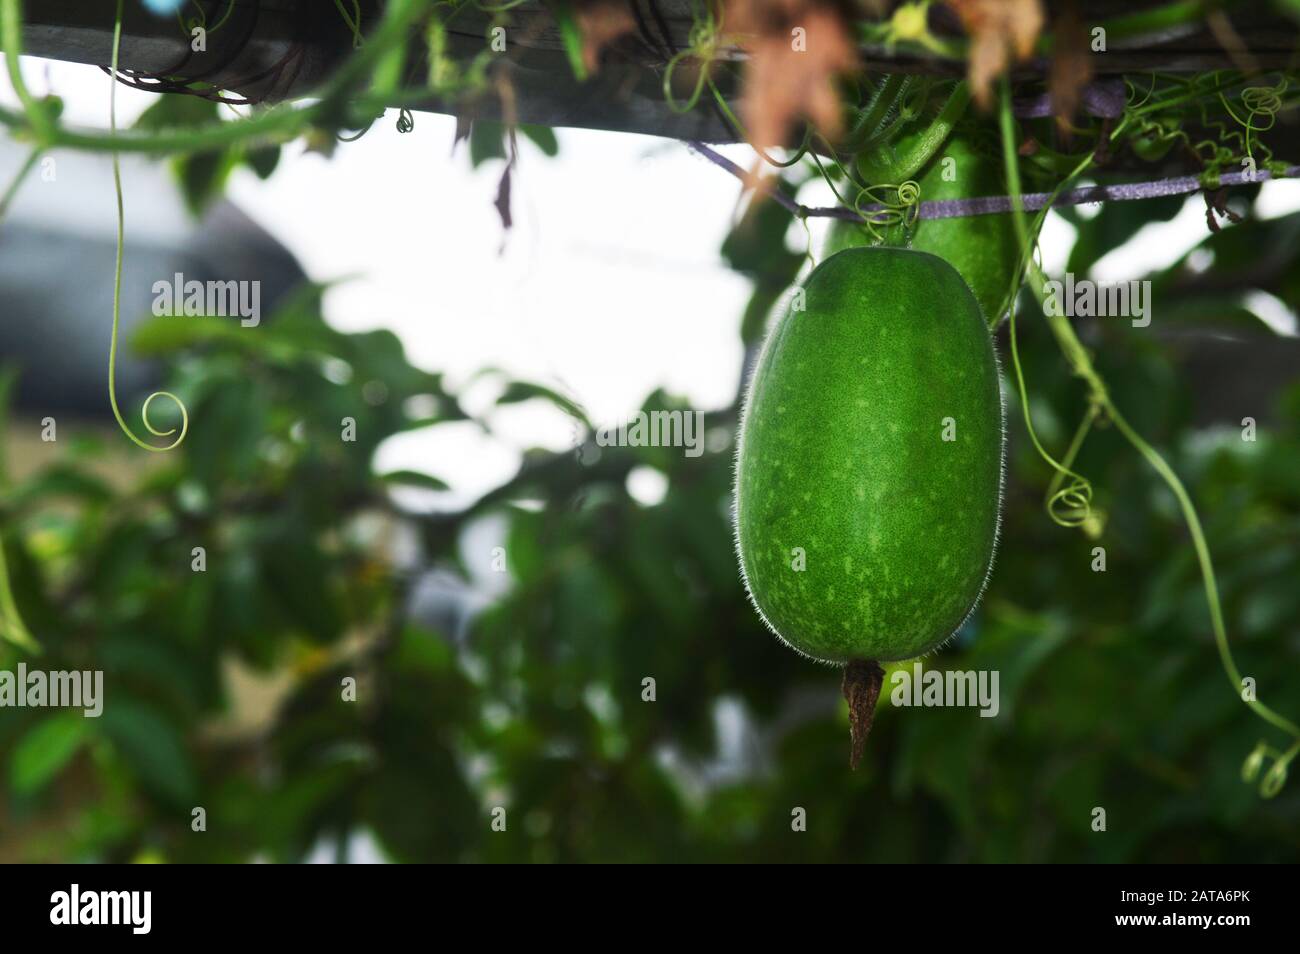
left=685, top=140, right=1298, bottom=222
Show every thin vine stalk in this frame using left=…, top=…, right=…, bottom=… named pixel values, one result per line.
left=106, top=0, right=187, bottom=452
left=0, top=142, right=39, bottom=220
left=0, top=530, right=38, bottom=653
left=0, top=0, right=434, bottom=156
left=995, top=77, right=1300, bottom=797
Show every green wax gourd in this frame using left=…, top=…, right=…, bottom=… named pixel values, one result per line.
left=734, top=246, right=1004, bottom=664
left=834, top=134, right=1020, bottom=323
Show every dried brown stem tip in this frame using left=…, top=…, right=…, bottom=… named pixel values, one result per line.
left=841, top=659, right=885, bottom=771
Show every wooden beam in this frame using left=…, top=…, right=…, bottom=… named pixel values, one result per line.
left=7, top=1, right=1300, bottom=143
left=18, top=1, right=352, bottom=102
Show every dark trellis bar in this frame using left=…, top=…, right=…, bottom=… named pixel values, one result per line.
left=5, top=1, right=1300, bottom=142
left=686, top=139, right=1300, bottom=220
left=916, top=165, right=1300, bottom=218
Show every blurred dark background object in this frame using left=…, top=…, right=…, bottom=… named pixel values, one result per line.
left=0, top=138, right=305, bottom=416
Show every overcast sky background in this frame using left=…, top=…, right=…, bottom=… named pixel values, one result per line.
left=3, top=55, right=1299, bottom=505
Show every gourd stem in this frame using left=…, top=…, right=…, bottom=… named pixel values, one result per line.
left=842, top=659, right=885, bottom=770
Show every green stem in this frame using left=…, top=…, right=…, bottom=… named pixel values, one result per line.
left=994, top=79, right=1300, bottom=790
left=1107, top=407, right=1300, bottom=739
left=0, top=0, right=432, bottom=156
left=1033, top=1, right=1214, bottom=56
left=858, top=80, right=970, bottom=185
left=0, top=143, right=39, bottom=221
left=1090, top=0, right=1213, bottom=45
left=333, top=0, right=365, bottom=47
left=0, top=0, right=53, bottom=142
left=707, top=79, right=810, bottom=168
left=0, top=531, right=39, bottom=653
left=998, top=78, right=1030, bottom=252
left=840, top=74, right=910, bottom=154
left=105, top=0, right=187, bottom=453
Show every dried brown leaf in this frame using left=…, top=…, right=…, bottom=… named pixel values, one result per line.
left=575, top=1, right=636, bottom=74
left=728, top=0, right=858, bottom=149
left=1048, top=2, right=1092, bottom=133
left=452, top=114, right=472, bottom=155
left=947, top=0, right=1044, bottom=109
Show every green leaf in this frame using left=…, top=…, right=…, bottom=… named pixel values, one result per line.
left=0, top=364, right=17, bottom=482
left=552, top=1, right=589, bottom=81
left=379, top=469, right=450, bottom=492
left=99, top=700, right=197, bottom=805
left=739, top=285, right=786, bottom=347
left=8, top=464, right=114, bottom=506
left=721, top=180, right=804, bottom=277
left=519, top=124, right=559, bottom=157
left=245, top=144, right=282, bottom=180
left=138, top=96, right=241, bottom=214
left=10, top=715, right=89, bottom=796
left=1066, top=194, right=1185, bottom=277
left=1148, top=296, right=1285, bottom=336
left=173, top=148, right=238, bottom=218
left=392, top=625, right=455, bottom=673
left=469, top=121, right=508, bottom=168
left=496, top=381, right=589, bottom=424
left=130, top=313, right=246, bottom=354
left=133, top=92, right=221, bottom=132
left=1273, top=0, right=1300, bottom=23
left=258, top=515, right=343, bottom=644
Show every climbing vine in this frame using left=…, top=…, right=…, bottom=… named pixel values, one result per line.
left=0, top=0, right=1298, bottom=801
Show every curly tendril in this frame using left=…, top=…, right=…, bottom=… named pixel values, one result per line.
left=997, top=79, right=1300, bottom=798
left=1242, top=740, right=1297, bottom=798
left=1222, top=79, right=1285, bottom=167
left=177, top=0, right=236, bottom=38
left=1239, top=83, right=1284, bottom=119
left=1114, top=71, right=1300, bottom=182
left=850, top=179, right=920, bottom=241
left=806, top=144, right=860, bottom=207
left=1124, top=73, right=1158, bottom=110
left=663, top=10, right=720, bottom=114
left=1042, top=403, right=1104, bottom=533
left=110, top=0, right=188, bottom=452
left=336, top=117, right=378, bottom=142
left=1006, top=286, right=1104, bottom=534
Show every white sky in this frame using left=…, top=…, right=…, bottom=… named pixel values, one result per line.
left=4, top=54, right=1300, bottom=503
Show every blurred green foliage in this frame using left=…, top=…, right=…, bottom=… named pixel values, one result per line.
left=1, top=180, right=1298, bottom=863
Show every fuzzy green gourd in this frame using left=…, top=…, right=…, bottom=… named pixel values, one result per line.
left=834, top=134, right=1019, bottom=323
left=734, top=246, right=1004, bottom=765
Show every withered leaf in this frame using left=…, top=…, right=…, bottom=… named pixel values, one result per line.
left=947, top=0, right=1044, bottom=109
left=728, top=0, right=858, bottom=149
left=1047, top=2, right=1092, bottom=133
left=575, top=0, right=636, bottom=74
